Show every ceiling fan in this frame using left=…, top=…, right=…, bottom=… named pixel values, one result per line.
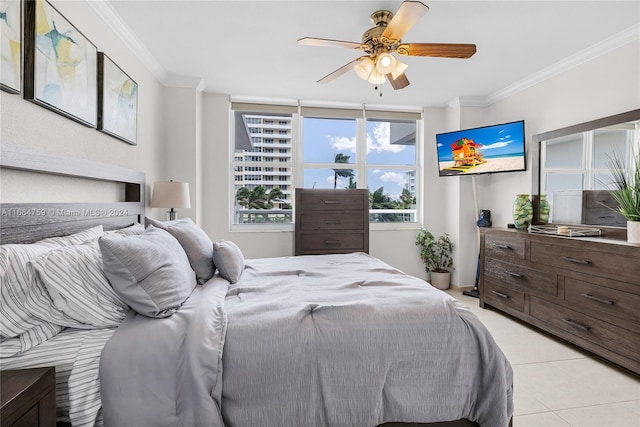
left=298, top=1, right=476, bottom=93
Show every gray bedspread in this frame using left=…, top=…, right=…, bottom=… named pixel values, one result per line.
left=100, top=253, right=512, bottom=427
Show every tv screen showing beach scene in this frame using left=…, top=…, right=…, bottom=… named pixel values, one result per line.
left=436, top=120, right=526, bottom=176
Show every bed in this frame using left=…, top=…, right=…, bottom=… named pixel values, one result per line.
left=0, top=143, right=513, bottom=427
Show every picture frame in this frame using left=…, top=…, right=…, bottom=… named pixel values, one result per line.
left=97, top=52, right=138, bottom=145
left=0, top=0, right=22, bottom=94
left=23, top=0, right=97, bottom=127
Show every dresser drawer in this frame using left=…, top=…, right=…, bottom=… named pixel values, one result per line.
left=530, top=241, right=638, bottom=284
left=564, top=277, right=640, bottom=324
left=299, top=212, right=364, bottom=231
left=297, top=192, right=367, bottom=211
left=484, top=233, right=525, bottom=260
left=484, top=280, right=525, bottom=312
left=530, top=296, right=640, bottom=361
left=485, top=257, right=557, bottom=297
left=298, top=232, right=365, bottom=253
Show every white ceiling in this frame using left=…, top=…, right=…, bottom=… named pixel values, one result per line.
left=101, top=1, right=640, bottom=108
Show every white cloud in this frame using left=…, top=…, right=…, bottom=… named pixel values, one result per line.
left=380, top=171, right=406, bottom=187
left=482, top=141, right=512, bottom=150
left=329, top=135, right=356, bottom=154
left=367, top=123, right=406, bottom=154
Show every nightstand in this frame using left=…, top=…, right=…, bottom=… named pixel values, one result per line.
left=1, top=367, right=56, bottom=427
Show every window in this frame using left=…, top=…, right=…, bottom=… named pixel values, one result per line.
left=301, top=107, right=420, bottom=224
left=232, top=102, right=421, bottom=228
left=232, top=104, right=296, bottom=226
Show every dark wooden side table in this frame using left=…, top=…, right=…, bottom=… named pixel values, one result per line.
left=1, top=367, right=56, bottom=427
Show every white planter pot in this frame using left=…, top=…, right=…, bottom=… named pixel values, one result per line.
left=628, top=221, right=640, bottom=244
left=429, top=271, right=451, bottom=290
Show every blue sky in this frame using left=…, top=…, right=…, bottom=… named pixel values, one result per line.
left=436, top=121, right=525, bottom=162
left=302, top=118, right=415, bottom=198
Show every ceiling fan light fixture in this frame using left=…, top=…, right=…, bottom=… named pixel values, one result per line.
left=376, top=52, right=397, bottom=74
left=390, top=60, right=409, bottom=79
left=354, top=57, right=375, bottom=80
left=367, top=69, right=385, bottom=85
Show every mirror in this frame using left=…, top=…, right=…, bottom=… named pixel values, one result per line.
left=532, top=109, right=640, bottom=234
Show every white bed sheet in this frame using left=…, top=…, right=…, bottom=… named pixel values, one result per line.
left=0, top=327, right=115, bottom=427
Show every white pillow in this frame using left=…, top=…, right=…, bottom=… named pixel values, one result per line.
left=29, top=240, right=129, bottom=328
left=0, top=226, right=104, bottom=353
left=99, top=225, right=197, bottom=318
left=212, top=240, right=245, bottom=284
left=145, top=217, right=215, bottom=284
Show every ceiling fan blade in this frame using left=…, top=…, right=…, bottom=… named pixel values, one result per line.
left=298, top=37, right=362, bottom=50
left=387, top=72, right=410, bottom=90
left=403, top=43, right=477, bottom=58
left=317, top=57, right=363, bottom=84
left=382, top=1, right=429, bottom=42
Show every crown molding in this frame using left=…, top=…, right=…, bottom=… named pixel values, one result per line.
left=485, top=23, right=640, bottom=106
left=164, top=75, right=206, bottom=91
left=86, top=1, right=166, bottom=83
left=448, top=23, right=639, bottom=109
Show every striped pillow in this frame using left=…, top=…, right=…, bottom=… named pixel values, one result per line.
left=0, top=226, right=104, bottom=354
left=29, top=239, right=129, bottom=328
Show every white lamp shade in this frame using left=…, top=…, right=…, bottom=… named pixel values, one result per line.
left=376, top=52, right=397, bottom=74
left=390, top=60, right=409, bottom=79
left=354, top=57, right=374, bottom=80
left=151, top=181, right=191, bottom=209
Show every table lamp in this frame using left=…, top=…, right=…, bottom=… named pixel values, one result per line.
left=151, top=180, right=190, bottom=220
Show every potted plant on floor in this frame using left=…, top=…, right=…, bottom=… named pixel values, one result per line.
left=602, top=150, right=640, bottom=244
left=415, top=228, right=453, bottom=290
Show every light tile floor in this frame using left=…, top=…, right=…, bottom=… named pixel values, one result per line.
left=446, top=290, right=640, bottom=427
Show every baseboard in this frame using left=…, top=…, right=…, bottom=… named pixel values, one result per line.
left=451, top=284, right=475, bottom=292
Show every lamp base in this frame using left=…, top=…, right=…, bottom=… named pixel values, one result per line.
left=166, top=209, right=177, bottom=221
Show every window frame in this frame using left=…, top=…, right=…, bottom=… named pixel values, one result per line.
left=230, top=101, right=423, bottom=232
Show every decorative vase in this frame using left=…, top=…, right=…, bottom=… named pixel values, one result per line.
left=628, top=221, right=640, bottom=244
left=512, top=194, right=533, bottom=230
left=429, top=271, right=451, bottom=290
left=539, top=194, right=550, bottom=224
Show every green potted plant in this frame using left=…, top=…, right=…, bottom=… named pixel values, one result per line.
left=603, top=150, right=640, bottom=243
left=415, top=228, right=453, bottom=289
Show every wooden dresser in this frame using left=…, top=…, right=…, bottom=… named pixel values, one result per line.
left=1, top=367, right=56, bottom=427
left=295, top=188, right=369, bottom=255
left=480, top=228, right=640, bottom=375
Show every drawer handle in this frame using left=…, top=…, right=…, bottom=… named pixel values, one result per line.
left=324, top=219, right=341, bottom=224
left=324, top=240, right=341, bottom=245
left=506, top=271, right=524, bottom=278
left=581, top=293, right=614, bottom=305
left=562, top=318, right=590, bottom=332
left=563, top=256, right=590, bottom=265
left=493, top=243, right=511, bottom=249
left=324, top=200, right=341, bottom=204
left=492, top=290, right=510, bottom=299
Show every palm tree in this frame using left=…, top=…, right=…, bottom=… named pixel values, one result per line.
left=236, top=185, right=284, bottom=223
left=333, top=153, right=354, bottom=189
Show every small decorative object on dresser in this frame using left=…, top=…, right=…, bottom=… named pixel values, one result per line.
left=294, top=188, right=369, bottom=255
left=538, top=195, right=550, bottom=224
left=512, top=194, right=533, bottom=230
left=415, top=228, right=453, bottom=290
left=480, top=228, right=640, bottom=375
left=1, top=367, right=56, bottom=427
left=601, top=150, right=640, bottom=244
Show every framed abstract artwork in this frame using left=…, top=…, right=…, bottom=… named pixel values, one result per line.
left=0, top=0, right=22, bottom=93
left=23, top=0, right=97, bottom=127
left=98, top=52, right=137, bottom=145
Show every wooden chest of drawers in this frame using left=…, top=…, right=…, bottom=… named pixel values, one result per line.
left=1, top=367, right=56, bottom=427
left=480, top=228, right=640, bottom=375
left=295, top=189, right=369, bottom=255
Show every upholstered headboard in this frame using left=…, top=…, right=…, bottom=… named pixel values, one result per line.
left=0, top=142, right=145, bottom=244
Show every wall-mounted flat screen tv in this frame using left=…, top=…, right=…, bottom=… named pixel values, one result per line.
left=436, top=120, right=526, bottom=176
